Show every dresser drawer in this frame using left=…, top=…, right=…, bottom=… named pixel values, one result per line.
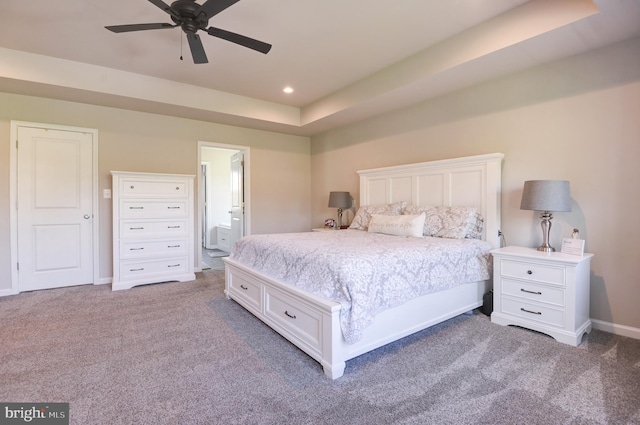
left=264, top=287, right=322, bottom=352
left=501, top=297, right=564, bottom=327
left=119, top=257, right=189, bottom=281
left=502, top=278, right=565, bottom=307
left=119, top=178, right=188, bottom=197
left=119, top=220, right=188, bottom=239
left=120, top=200, right=188, bottom=219
left=227, top=272, right=262, bottom=312
left=501, top=259, right=565, bottom=286
left=119, top=239, right=188, bottom=259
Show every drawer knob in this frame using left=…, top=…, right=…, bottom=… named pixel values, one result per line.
left=527, top=270, right=533, bottom=275
left=284, top=310, right=297, bottom=319
left=521, top=307, right=542, bottom=315
left=240, top=284, right=248, bottom=290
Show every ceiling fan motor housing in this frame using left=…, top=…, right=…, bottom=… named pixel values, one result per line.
left=170, top=0, right=208, bottom=34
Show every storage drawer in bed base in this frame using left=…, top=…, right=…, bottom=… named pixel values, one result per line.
left=224, top=261, right=333, bottom=359
left=223, top=257, right=489, bottom=380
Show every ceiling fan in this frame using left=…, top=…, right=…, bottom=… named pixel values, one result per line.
left=105, top=0, right=272, bottom=64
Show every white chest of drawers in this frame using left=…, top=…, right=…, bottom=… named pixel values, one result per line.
left=111, top=171, right=195, bottom=290
left=491, top=246, right=594, bottom=346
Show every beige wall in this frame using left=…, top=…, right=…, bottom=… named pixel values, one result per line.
left=311, top=38, right=640, bottom=330
left=0, top=93, right=311, bottom=288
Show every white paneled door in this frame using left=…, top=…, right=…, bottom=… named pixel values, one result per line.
left=229, top=152, right=244, bottom=250
left=17, top=126, right=95, bottom=291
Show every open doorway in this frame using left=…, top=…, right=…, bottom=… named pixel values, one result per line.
left=197, top=142, right=249, bottom=271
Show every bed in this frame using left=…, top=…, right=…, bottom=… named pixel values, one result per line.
left=223, top=153, right=504, bottom=379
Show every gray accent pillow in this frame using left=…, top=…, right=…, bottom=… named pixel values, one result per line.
left=348, top=202, right=406, bottom=230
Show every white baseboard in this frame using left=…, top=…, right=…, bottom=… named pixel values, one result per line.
left=0, top=288, right=19, bottom=297
left=591, top=319, right=640, bottom=341
left=97, top=277, right=112, bottom=285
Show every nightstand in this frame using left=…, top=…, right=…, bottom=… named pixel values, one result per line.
left=491, top=246, right=594, bottom=346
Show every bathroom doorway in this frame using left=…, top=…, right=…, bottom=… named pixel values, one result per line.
left=197, top=142, right=249, bottom=271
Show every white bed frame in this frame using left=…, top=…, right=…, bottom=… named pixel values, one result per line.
left=224, top=153, right=503, bottom=379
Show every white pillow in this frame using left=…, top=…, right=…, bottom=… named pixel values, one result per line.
left=348, top=202, right=406, bottom=230
left=367, top=213, right=425, bottom=237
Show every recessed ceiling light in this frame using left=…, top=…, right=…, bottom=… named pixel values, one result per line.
left=283, top=87, right=294, bottom=94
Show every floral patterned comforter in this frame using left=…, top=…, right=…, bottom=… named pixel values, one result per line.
left=230, top=230, right=492, bottom=344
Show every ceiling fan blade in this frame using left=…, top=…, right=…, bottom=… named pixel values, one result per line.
left=105, top=23, right=176, bottom=33
left=197, top=0, right=241, bottom=19
left=187, top=33, right=209, bottom=64
left=147, top=0, right=181, bottom=20
left=206, top=27, right=272, bottom=54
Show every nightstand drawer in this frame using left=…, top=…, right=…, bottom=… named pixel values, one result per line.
left=502, top=279, right=565, bottom=307
left=501, top=259, right=565, bottom=286
left=501, top=297, right=564, bottom=327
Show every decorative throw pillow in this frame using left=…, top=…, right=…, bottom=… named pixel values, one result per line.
left=401, top=205, right=441, bottom=236
left=367, top=213, right=426, bottom=237
left=402, top=205, right=484, bottom=239
left=348, top=202, right=406, bottom=230
left=433, top=206, right=483, bottom=239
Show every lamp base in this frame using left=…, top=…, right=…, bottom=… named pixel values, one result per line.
left=537, top=245, right=556, bottom=252
left=538, top=211, right=555, bottom=253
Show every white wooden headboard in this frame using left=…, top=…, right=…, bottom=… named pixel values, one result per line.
left=358, top=153, right=504, bottom=248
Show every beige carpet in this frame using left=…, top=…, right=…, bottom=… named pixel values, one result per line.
left=1, top=270, right=639, bottom=425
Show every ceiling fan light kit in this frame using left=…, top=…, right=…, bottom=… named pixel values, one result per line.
left=105, top=0, right=272, bottom=64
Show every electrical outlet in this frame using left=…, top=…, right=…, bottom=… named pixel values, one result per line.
left=103, top=189, right=111, bottom=199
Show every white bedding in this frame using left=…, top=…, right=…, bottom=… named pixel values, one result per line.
left=230, top=230, right=492, bottom=344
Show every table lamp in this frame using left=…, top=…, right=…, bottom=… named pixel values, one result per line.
left=328, top=191, right=352, bottom=228
left=520, top=180, right=571, bottom=252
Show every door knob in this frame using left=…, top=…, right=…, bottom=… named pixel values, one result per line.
left=84, top=214, right=90, bottom=219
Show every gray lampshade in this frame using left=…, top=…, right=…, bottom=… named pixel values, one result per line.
left=328, top=191, right=352, bottom=209
left=520, top=180, right=571, bottom=212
